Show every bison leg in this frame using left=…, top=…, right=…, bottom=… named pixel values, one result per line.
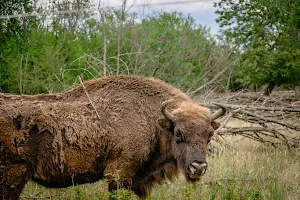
left=0, top=163, right=31, bottom=200
left=131, top=162, right=178, bottom=198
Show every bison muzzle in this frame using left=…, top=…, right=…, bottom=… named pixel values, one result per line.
left=0, top=75, right=225, bottom=199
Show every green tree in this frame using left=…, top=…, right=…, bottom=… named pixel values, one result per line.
left=215, top=0, right=300, bottom=94
left=0, top=0, right=93, bottom=94
left=0, top=2, right=234, bottom=95
left=0, top=0, right=38, bottom=93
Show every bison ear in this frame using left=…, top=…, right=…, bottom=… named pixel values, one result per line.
left=211, top=120, right=221, bottom=130
left=157, top=118, right=175, bottom=133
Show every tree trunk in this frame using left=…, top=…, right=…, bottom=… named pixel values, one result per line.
left=263, top=83, right=275, bottom=96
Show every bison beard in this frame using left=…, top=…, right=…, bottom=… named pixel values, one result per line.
left=0, top=75, right=225, bottom=199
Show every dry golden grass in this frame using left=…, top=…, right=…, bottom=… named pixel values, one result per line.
left=148, top=136, right=300, bottom=200
left=21, top=120, right=300, bottom=200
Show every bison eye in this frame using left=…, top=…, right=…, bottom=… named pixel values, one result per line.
left=174, top=129, right=185, bottom=143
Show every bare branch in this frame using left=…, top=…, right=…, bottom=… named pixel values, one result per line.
left=240, top=110, right=300, bottom=131
left=206, top=91, right=300, bottom=148
left=190, top=63, right=236, bottom=96
left=212, top=103, right=300, bottom=112
left=216, top=127, right=281, bottom=135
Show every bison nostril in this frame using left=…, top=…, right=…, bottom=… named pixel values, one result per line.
left=191, top=162, right=207, bottom=170
left=189, top=165, right=197, bottom=174
left=188, top=162, right=207, bottom=177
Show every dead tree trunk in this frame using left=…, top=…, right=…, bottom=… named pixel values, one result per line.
left=263, top=83, right=275, bottom=96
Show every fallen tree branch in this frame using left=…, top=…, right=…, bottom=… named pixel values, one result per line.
left=240, top=110, right=300, bottom=131
left=211, top=102, right=300, bottom=131
left=212, top=103, right=300, bottom=112
left=206, top=93, right=300, bottom=148
left=233, top=115, right=267, bottom=126
left=216, top=127, right=282, bottom=135
left=233, top=94, right=293, bottom=107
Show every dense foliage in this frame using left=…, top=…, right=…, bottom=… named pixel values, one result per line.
left=0, top=0, right=38, bottom=93
left=4, top=0, right=298, bottom=95
left=0, top=0, right=233, bottom=95
left=215, top=0, right=300, bottom=92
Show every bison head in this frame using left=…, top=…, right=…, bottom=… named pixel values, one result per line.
left=159, top=100, right=225, bottom=181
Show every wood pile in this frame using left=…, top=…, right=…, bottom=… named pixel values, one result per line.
left=199, top=91, right=300, bottom=148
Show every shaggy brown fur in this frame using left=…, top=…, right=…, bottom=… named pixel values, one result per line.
left=0, top=75, right=221, bottom=199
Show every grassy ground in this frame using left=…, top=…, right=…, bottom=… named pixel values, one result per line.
left=20, top=135, right=300, bottom=200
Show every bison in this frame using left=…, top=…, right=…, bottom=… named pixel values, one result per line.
left=0, top=75, right=225, bottom=199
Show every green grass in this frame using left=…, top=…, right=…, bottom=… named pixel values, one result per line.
left=21, top=136, right=300, bottom=200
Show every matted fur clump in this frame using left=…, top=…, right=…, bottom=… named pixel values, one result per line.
left=0, top=75, right=224, bottom=199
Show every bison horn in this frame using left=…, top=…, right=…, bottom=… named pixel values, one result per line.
left=211, top=103, right=226, bottom=120
left=160, top=99, right=176, bottom=121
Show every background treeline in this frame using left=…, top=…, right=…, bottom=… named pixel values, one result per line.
left=216, top=0, right=300, bottom=95
left=0, top=0, right=299, bottom=96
